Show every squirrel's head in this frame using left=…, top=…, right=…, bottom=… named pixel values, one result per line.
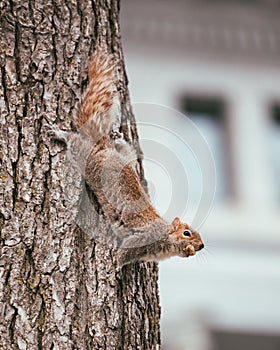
left=169, top=217, right=204, bottom=258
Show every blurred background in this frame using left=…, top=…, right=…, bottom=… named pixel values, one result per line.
left=120, top=1, right=280, bottom=349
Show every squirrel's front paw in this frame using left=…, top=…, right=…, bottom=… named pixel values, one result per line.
left=182, top=244, right=196, bottom=256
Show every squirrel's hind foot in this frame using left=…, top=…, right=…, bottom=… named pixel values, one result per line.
left=109, top=129, right=122, bottom=140
left=46, top=124, right=71, bottom=145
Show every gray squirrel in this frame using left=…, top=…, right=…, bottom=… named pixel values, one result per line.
left=49, top=51, right=204, bottom=267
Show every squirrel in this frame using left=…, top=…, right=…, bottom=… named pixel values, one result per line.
left=49, top=50, right=204, bottom=267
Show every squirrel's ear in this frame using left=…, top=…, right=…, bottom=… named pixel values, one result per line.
left=170, top=217, right=181, bottom=232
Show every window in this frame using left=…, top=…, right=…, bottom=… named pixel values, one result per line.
left=182, top=96, right=230, bottom=202
left=212, top=329, right=280, bottom=350
left=270, top=105, right=280, bottom=201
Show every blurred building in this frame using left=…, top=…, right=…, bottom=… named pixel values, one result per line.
left=120, top=1, right=280, bottom=349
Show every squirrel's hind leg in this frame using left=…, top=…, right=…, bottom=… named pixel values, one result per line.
left=45, top=124, right=72, bottom=146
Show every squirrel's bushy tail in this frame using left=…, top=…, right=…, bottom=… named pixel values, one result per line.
left=78, top=51, right=119, bottom=141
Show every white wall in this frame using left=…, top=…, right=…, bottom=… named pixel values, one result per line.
left=121, top=1, right=280, bottom=348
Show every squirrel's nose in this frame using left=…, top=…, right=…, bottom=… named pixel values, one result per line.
left=199, top=243, right=204, bottom=250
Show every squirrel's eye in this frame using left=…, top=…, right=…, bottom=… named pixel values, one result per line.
left=183, top=230, right=192, bottom=237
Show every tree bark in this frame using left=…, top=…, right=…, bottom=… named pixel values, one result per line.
left=0, top=1, right=161, bottom=349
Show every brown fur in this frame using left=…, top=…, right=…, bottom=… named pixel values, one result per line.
left=57, top=51, right=205, bottom=267
left=85, top=138, right=161, bottom=230
left=78, top=52, right=116, bottom=127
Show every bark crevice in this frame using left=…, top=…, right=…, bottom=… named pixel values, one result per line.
left=1, top=67, right=10, bottom=112
left=0, top=1, right=161, bottom=349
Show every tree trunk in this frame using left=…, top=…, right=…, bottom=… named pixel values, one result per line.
left=0, top=1, right=160, bottom=349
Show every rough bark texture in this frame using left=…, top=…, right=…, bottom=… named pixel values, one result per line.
left=0, top=1, right=160, bottom=349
